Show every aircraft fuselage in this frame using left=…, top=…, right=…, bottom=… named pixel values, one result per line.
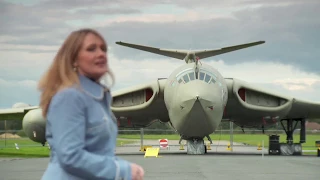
left=164, top=62, right=228, bottom=140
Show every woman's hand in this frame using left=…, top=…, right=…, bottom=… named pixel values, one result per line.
left=130, top=163, right=144, bottom=180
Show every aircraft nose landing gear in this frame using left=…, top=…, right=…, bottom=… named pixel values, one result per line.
left=186, top=138, right=206, bottom=155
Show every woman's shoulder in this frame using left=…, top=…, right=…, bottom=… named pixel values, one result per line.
left=55, top=86, right=83, bottom=97
left=51, top=87, right=87, bottom=106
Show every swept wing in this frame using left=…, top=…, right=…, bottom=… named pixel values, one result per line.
left=0, top=106, right=39, bottom=121
left=111, top=79, right=170, bottom=128
left=223, top=78, right=320, bottom=127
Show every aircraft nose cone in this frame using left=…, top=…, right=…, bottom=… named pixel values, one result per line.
left=178, top=82, right=219, bottom=108
left=169, top=81, right=224, bottom=137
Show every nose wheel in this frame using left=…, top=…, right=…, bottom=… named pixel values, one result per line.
left=186, top=138, right=206, bottom=154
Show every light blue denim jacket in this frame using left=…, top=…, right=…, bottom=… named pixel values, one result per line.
left=41, top=74, right=131, bottom=180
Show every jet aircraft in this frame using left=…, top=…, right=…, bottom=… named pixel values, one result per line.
left=1, top=41, right=319, bottom=155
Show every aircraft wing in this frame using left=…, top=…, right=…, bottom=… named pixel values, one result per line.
left=111, top=79, right=170, bottom=128
left=223, top=78, right=320, bottom=128
left=0, top=106, right=39, bottom=121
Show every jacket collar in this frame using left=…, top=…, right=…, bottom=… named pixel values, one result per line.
left=78, top=74, right=104, bottom=100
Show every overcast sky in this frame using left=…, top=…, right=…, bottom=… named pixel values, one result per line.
left=0, top=0, right=319, bottom=108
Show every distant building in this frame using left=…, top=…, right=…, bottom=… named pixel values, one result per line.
left=306, top=121, right=320, bottom=130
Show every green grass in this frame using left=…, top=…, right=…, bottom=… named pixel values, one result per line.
left=0, top=138, right=40, bottom=147
left=0, top=147, right=51, bottom=157
left=0, top=139, right=135, bottom=158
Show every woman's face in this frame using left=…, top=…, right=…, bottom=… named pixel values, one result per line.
left=75, top=33, right=108, bottom=80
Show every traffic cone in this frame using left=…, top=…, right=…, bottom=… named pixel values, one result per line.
left=257, top=143, right=262, bottom=150
left=226, top=143, right=231, bottom=151
left=206, top=142, right=211, bottom=150
left=179, top=143, right=184, bottom=150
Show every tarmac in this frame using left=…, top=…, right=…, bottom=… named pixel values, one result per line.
left=0, top=140, right=319, bottom=180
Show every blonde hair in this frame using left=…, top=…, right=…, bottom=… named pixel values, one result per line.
left=38, top=28, right=114, bottom=117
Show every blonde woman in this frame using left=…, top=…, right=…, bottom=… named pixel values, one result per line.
left=39, top=28, right=144, bottom=180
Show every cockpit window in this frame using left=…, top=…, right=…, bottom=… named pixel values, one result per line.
left=183, top=74, right=190, bottom=83
left=199, top=72, right=205, bottom=81
left=204, top=74, right=211, bottom=83
left=188, top=72, right=195, bottom=80
left=201, top=68, right=217, bottom=84
left=176, top=68, right=218, bottom=84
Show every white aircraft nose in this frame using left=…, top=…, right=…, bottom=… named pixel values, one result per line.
left=170, top=81, right=223, bottom=137
left=179, top=95, right=215, bottom=115
left=178, top=81, right=219, bottom=110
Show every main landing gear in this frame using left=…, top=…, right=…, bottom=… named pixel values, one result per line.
left=269, top=118, right=305, bottom=155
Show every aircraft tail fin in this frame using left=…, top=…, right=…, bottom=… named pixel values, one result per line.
left=116, top=40, right=265, bottom=61
left=194, top=41, right=265, bottom=59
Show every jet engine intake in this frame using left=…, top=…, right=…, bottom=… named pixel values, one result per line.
left=22, top=109, right=46, bottom=145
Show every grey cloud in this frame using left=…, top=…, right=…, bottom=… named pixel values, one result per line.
left=0, top=2, right=71, bottom=41
left=1, top=0, right=319, bottom=108
left=0, top=48, right=58, bottom=53
left=74, top=7, right=141, bottom=15
left=1, top=1, right=319, bottom=75
left=238, top=0, right=320, bottom=6
left=230, top=3, right=320, bottom=73
left=314, top=81, right=320, bottom=89
left=104, top=3, right=320, bottom=75
left=281, top=82, right=312, bottom=87
left=36, top=0, right=142, bottom=16
left=170, top=0, right=320, bottom=8
left=0, top=1, right=141, bottom=40
left=35, top=0, right=115, bottom=9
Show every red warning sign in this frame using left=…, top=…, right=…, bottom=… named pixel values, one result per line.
left=159, top=139, right=168, bottom=148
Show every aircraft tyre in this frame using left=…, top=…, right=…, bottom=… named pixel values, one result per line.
left=186, top=139, right=205, bottom=155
